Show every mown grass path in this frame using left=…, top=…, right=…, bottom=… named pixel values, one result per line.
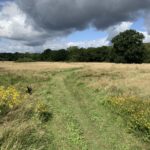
left=38, top=69, right=149, bottom=150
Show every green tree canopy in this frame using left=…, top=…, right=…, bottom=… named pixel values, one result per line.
left=41, top=49, right=52, bottom=61
left=111, top=30, right=145, bottom=63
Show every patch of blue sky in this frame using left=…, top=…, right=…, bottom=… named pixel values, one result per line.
left=67, top=27, right=107, bottom=42
left=131, top=18, right=145, bottom=31
left=68, top=17, right=145, bottom=42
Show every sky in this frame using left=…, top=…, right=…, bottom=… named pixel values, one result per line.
left=0, top=0, right=150, bottom=53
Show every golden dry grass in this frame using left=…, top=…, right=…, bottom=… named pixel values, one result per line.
left=1, top=61, right=150, bottom=71
left=0, top=62, right=84, bottom=72
left=1, top=62, right=150, bottom=98
left=1, top=61, right=150, bottom=100
left=73, top=63, right=150, bottom=99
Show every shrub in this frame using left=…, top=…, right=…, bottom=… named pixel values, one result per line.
left=0, top=86, right=22, bottom=116
left=35, top=102, right=52, bottom=122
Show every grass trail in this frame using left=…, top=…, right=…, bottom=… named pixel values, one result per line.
left=37, top=69, right=149, bottom=150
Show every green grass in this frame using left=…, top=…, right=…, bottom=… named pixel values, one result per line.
left=0, top=67, right=149, bottom=149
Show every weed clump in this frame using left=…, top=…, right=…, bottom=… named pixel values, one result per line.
left=0, top=123, right=54, bottom=150
left=108, top=95, right=150, bottom=141
left=0, top=86, right=23, bottom=116
left=35, top=102, right=52, bottom=122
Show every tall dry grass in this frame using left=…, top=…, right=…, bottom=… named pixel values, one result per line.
left=76, top=63, right=150, bottom=141
left=0, top=62, right=84, bottom=72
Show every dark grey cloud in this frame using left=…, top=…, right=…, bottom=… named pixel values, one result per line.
left=1, top=0, right=150, bottom=48
left=144, top=12, right=150, bottom=34
left=16, top=0, right=150, bottom=32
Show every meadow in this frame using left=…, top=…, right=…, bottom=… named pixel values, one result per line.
left=0, top=62, right=150, bottom=150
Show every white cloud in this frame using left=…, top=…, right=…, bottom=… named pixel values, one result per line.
left=67, top=38, right=109, bottom=48
left=42, top=37, right=109, bottom=50
left=0, top=2, right=46, bottom=44
left=107, top=21, right=133, bottom=41
left=43, top=38, right=69, bottom=50
left=140, top=31, right=150, bottom=43
left=0, top=1, right=49, bottom=52
left=0, top=39, right=42, bottom=53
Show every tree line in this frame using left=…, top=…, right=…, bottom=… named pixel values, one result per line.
left=1, top=30, right=150, bottom=63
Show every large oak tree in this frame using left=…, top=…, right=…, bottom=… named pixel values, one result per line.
left=111, top=30, right=145, bottom=63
